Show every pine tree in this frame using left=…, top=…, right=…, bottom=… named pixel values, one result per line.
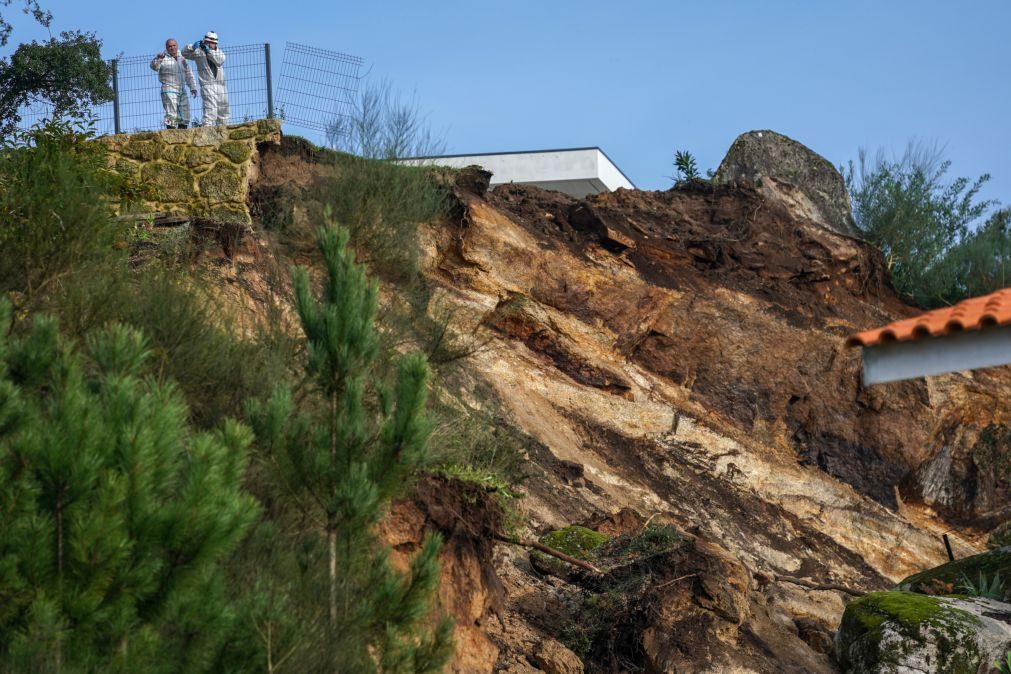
left=248, top=225, right=453, bottom=673
left=0, top=301, right=258, bottom=673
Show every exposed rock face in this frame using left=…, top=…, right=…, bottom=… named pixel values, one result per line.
left=835, top=592, right=1011, bottom=673
left=713, top=129, right=861, bottom=238
left=380, top=477, right=505, bottom=674
left=905, top=415, right=1011, bottom=526
left=533, top=639, right=583, bottom=674
left=247, top=142, right=1011, bottom=672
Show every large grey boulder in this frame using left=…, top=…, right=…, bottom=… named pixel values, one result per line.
left=713, top=130, right=861, bottom=239
left=834, top=591, right=1011, bottom=673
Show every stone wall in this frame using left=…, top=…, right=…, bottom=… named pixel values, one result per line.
left=99, top=119, right=281, bottom=224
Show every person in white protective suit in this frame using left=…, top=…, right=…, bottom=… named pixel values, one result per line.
left=150, top=38, right=197, bottom=129
left=183, top=31, right=229, bottom=127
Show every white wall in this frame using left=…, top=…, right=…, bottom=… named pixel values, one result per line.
left=404, top=148, right=634, bottom=198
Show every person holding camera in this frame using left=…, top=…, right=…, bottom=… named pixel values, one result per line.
left=183, top=31, right=229, bottom=127
left=150, top=38, right=197, bottom=129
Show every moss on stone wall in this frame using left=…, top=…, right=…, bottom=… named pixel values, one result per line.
left=98, top=119, right=280, bottom=225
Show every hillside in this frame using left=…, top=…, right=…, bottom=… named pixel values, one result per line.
left=240, top=135, right=1011, bottom=672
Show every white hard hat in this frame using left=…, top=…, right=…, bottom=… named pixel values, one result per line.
left=204, top=31, right=218, bottom=42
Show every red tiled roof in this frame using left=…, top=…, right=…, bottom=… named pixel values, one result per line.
left=847, top=288, right=1011, bottom=348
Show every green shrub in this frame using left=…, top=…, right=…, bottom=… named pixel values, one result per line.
left=315, top=158, right=448, bottom=283
left=844, top=143, right=1002, bottom=307
left=671, top=149, right=701, bottom=183
left=0, top=118, right=124, bottom=301
left=957, top=571, right=1005, bottom=599
left=119, top=267, right=297, bottom=428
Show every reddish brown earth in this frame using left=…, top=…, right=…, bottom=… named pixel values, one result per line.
left=246, top=142, right=1011, bottom=673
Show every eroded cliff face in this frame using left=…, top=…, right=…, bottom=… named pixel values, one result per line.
left=244, top=139, right=1011, bottom=672
left=416, top=174, right=1011, bottom=671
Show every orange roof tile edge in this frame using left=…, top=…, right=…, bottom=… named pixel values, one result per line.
left=846, top=288, right=1011, bottom=348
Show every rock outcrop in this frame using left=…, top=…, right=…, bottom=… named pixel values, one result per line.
left=835, top=593, right=1011, bottom=673
left=713, top=129, right=861, bottom=238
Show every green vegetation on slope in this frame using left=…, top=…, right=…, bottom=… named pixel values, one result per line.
left=844, top=144, right=1008, bottom=308
left=0, top=306, right=257, bottom=671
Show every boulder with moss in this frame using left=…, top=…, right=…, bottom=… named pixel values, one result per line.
left=530, top=525, right=610, bottom=579
left=834, top=591, right=1011, bottom=673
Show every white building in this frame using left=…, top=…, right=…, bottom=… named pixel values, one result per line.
left=404, top=147, right=635, bottom=198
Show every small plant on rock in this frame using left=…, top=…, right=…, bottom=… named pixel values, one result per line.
left=957, top=571, right=1004, bottom=599
left=671, top=149, right=701, bottom=184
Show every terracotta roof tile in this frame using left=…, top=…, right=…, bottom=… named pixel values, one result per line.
left=846, top=288, right=1011, bottom=348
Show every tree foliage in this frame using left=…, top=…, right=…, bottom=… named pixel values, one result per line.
left=0, top=118, right=124, bottom=299
left=325, top=79, right=445, bottom=160
left=0, top=303, right=258, bottom=672
left=0, top=0, right=51, bottom=47
left=845, top=143, right=1004, bottom=307
left=0, top=30, right=112, bottom=139
left=247, top=224, right=453, bottom=672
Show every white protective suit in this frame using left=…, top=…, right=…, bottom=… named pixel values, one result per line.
left=150, top=53, right=196, bottom=128
left=182, top=42, right=229, bottom=126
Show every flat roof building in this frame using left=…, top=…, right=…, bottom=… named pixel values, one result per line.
left=403, top=147, right=635, bottom=199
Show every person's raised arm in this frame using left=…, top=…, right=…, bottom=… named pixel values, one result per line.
left=150, top=53, right=164, bottom=71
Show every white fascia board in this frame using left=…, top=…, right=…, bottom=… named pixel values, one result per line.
left=595, top=149, right=634, bottom=191
left=422, top=149, right=600, bottom=185
left=862, top=325, right=1011, bottom=385
left=402, top=148, right=634, bottom=197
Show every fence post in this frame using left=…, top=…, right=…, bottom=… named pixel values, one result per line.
left=264, top=43, right=274, bottom=119
left=111, top=58, right=121, bottom=134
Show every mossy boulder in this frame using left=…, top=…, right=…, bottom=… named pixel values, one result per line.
left=531, top=525, right=610, bottom=578
left=834, top=591, right=1011, bottom=673
left=198, top=162, right=243, bottom=203
left=141, top=162, right=194, bottom=203
left=899, top=547, right=1011, bottom=601
left=219, top=140, right=252, bottom=164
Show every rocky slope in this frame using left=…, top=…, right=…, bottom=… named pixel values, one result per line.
left=246, top=135, right=1011, bottom=672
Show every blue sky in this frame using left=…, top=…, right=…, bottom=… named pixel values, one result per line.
left=6, top=1, right=1010, bottom=201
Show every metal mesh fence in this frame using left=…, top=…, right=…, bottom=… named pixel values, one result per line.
left=14, top=41, right=363, bottom=140
left=276, top=42, right=362, bottom=137
left=16, top=43, right=273, bottom=135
